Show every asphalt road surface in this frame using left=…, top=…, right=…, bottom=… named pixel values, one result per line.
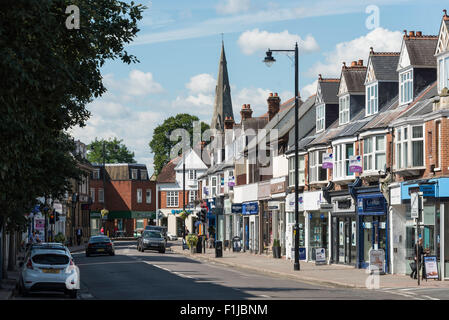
left=12, top=240, right=448, bottom=300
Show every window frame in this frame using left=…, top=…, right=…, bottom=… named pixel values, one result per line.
left=362, top=135, right=386, bottom=173
left=435, top=121, right=442, bottom=170
left=288, top=155, right=305, bottom=187
left=188, top=170, right=197, bottom=180
left=395, top=124, right=425, bottom=169
left=166, top=191, right=179, bottom=208
left=309, top=150, right=327, bottom=183
left=146, top=189, right=152, bottom=204
left=90, top=188, right=95, bottom=203
left=211, top=176, right=217, bottom=196
left=365, top=82, right=378, bottom=116
left=93, top=169, right=100, bottom=180
left=333, top=142, right=355, bottom=180
left=316, top=103, right=325, bottom=132
left=131, top=169, right=138, bottom=180
left=338, top=95, right=350, bottom=125
left=98, top=188, right=104, bottom=203
left=189, top=190, right=197, bottom=203
left=137, top=188, right=142, bottom=203
left=399, top=69, right=413, bottom=105
left=140, top=169, right=148, bottom=180
left=438, top=54, right=449, bottom=93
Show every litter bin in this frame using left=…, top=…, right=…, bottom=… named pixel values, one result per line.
left=232, top=236, right=241, bottom=252
left=215, top=240, right=223, bottom=258
left=196, top=236, right=203, bottom=253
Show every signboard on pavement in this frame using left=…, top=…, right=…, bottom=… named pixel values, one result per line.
left=315, top=248, right=326, bottom=265
left=369, top=249, right=385, bottom=274
left=424, top=256, right=439, bottom=279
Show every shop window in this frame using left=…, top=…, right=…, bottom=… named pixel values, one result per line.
left=136, top=219, right=144, bottom=229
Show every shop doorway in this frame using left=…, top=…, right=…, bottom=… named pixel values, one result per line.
left=336, top=217, right=357, bottom=265
left=360, top=215, right=387, bottom=268
left=309, top=213, right=329, bottom=261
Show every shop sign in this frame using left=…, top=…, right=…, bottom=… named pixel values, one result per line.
left=315, top=248, right=326, bottom=265
left=319, top=203, right=333, bottom=212
left=270, top=179, right=286, bottom=194
left=369, top=249, right=385, bottom=273
left=420, top=184, right=436, bottom=197
left=424, top=256, right=439, bottom=279
left=203, top=187, right=209, bottom=196
left=286, top=193, right=304, bottom=212
left=349, top=155, right=362, bottom=173
left=268, top=201, right=280, bottom=210
left=34, top=218, right=45, bottom=230
left=242, top=202, right=258, bottom=215
left=231, top=203, right=242, bottom=214
left=357, top=194, right=386, bottom=215
left=322, top=153, right=333, bottom=169
left=390, top=187, right=401, bottom=205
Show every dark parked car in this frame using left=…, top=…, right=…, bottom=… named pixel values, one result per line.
left=86, top=236, right=115, bottom=257
left=145, top=225, right=167, bottom=243
left=137, top=230, right=166, bottom=253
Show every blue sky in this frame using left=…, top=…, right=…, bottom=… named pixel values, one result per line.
left=71, top=0, right=446, bottom=175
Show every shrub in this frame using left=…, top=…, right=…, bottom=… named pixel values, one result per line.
left=186, top=234, right=198, bottom=249
left=54, top=232, right=65, bottom=244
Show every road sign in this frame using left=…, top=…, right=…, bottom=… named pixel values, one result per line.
left=410, top=192, right=419, bottom=218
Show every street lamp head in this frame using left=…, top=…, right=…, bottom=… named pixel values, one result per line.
left=263, top=50, right=276, bottom=67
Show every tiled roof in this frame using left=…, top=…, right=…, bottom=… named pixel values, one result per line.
left=156, top=156, right=182, bottom=183
left=404, top=36, right=438, bottom=67
left=319, top=80, right=340, bottom=104
left=341, top=67, right=366, bottom=93
left=370, top=52, right=400, bottom=81
left=92, top=163, right=149, bottom=180
left=395, top=82, right=438, bottom=119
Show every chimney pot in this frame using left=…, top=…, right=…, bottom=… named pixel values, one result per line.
left=274, top=92, right=278, bottom=97
left=358, top=59, right=363, bottom=66
left=416, top=31, right=422, bottom=36
left=351, top=61, right=357, bottom=67
left=409, top=31, right=415, bottom=37
left=269, top=92, right=273, bottom=97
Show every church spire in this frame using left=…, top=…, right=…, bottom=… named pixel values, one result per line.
left=211, top=41, right=234, bottom=132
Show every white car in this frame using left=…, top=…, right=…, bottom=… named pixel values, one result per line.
left=18, top=248, right=80, bottom=298
left=167, top=232, right=178, bottom=241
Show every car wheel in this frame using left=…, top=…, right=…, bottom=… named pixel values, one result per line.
left=67, top=289, right=78, bottom=299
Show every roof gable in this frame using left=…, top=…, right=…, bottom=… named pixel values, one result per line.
left=316, top=82, right=324, bottom=104
left=436, top=16, right=449, bottom=56
left=397, top=40, right=411, bottom=70
left=174, top=149, right=208, bottom=171
left=338, top=73, right=348, bottom=96
left=365, top=58, right=377, bottom=84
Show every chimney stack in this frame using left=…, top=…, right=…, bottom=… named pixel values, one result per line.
left=351, top=61, right=357, bottom=67
left=224, top=116, right=235, bottom=129
left=358, top=59, right=363, bottom=66
left=240, top=104, right=253, bottom=121
left=416, top=31, right=422, bottom=37
left=267, top=92, right=281, bottom=121
left=409, top=31, right=415, bottom=37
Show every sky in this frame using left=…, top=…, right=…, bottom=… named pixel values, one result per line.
left=70, top=0, right=446, bottom=176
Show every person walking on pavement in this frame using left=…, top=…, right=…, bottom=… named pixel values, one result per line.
left=410, top=237, right=424, bottom=279
left=76, top=227, right=83, bottom=246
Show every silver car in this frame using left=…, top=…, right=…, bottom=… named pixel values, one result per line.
left=137, top=230, right=166, bottom=253
left=18, top=248, right=80, bottom=298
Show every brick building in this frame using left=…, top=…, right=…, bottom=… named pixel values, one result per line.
left=90, top=163, right=156, bottom=237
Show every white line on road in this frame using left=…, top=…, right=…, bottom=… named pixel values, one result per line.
left=148, top=263, right=171, bottom=272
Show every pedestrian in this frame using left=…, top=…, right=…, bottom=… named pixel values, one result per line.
left=410, top=237, right=424, bottom=279
left=34, top=232, right=41, bottom=243
left=76, top=227, right=83, bottom=246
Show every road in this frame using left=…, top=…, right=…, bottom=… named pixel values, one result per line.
left=12, top=240, right=448, bottom=300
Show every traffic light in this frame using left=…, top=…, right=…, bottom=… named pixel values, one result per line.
left=49, top=211, right=55, bottom=224
left=200, top=208, right=207, bottom=222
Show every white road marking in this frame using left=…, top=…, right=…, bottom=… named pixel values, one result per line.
left=149, top=263, right=171, bottom=272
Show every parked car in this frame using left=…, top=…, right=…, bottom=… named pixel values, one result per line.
left=137, top=230, right=166, bottom=253
left=144, top=225, right=168, bottom=243
left=134, top=228, right=144, bottom=238
left=18, top=248, right=80, bottom=298
left=85, top=236, right=115, bottom=257
left=167, top=232, right=178, bottom=241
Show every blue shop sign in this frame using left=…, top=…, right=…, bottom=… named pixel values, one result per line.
left=357, top=193, right=386, bottom=216
left=242, top=202, right=259, bottom=215
left=231, top=203, right=243, bottom=214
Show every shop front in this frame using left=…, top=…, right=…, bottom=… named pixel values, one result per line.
left=356, top=190, right=388, bottom=271
left=390, top=178, right=449, bottom=280
left=223, top=198, right=233, bottom=249
left=330, top=192, right=357, bottom=266
left=285, top=192, right=305, bottom=260
left=242, top=201, right=259, bottom=253
left=231, top=203, right=243, bottom=250
left=304, top=190, right=331, bottom=262
left=270, top=176, right=287, bottom=256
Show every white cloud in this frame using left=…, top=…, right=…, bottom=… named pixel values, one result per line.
left=216, top=0, right=251, bottom=15
left=307, top=27, right=402, bottom=77
left=126, top=70, right=164, bottom=95
left=301, top=80, right=318, bottom=99
left=185, top=73, right=216, bottom=94
left=238, top=29, right=319, bottom=55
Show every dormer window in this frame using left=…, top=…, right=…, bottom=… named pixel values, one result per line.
left=399, top=69, right=413, bottom=105
left=131, top=169, right=138, bottom=180
left=316, top=104, right=325, bottom=132
left=438, top=55, right=449, bottom=92
left=339, top=95, right=350, bottom=125
left=140, top=169, right=147, bottom=180
left=366, top=83, right=378, bottom=116
left=93, top=169, right=100, bottom=180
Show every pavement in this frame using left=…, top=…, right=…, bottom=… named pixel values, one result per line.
left=170, top=242, right=449, bottom=290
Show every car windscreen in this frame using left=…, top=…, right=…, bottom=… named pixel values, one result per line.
left=32, top=254, right=69, bottom=265
left=144, top=231, right=162, bottom=239
left=90, top=237, right=110, bottom=243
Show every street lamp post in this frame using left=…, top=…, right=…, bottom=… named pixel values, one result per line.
left=263, top=43, right=300, bottom=271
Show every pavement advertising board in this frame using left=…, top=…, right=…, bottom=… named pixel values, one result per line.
left=369, top=249, right=385, bottom=274
left=315, top=248, right=326, bottom=265
left=424, top=256, right=439, bottom=279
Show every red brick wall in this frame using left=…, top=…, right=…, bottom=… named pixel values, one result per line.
left=159, top=191, right=189, bottom=209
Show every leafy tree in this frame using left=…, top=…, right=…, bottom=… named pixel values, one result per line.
left=149, top=114, right=210, bottom=176
left=0, top=0, right=145, bottom=242
left=87, top=137, right=136, bottom=164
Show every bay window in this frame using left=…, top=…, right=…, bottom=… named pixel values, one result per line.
left=316, top=104, right=325, bottom=132
left=363, top=135, right=386, bottom=172
left=366, top=83, right=378, bottom=116
left=309, top=150, right=327, bottom=183
left=339, top=95, right=350, bottom=125
left=399, top=69, right=413, bottom=105
left=334, top=143, right=354, bottom=179
left=395, top=125, right=424, bottom=169
left=288, top=155, right=305, bottom=186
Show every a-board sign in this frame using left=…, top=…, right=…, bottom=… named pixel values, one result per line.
left=424, top=256, right=439, bottom=279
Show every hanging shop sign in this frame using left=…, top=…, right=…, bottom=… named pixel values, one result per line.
left=349, top=155, right=362, bottom=173
left=242, top=202, right=259, bottom=215
left=322, top=153, right=333, bottom=169
left=423, top=256, right=439, bottom=279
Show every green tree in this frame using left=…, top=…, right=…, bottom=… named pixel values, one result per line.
left=87, top=137, right=136, bottom=164
left=149, top=114, right=210, bottom=176
left=0, top=0, right=145, bottom=271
